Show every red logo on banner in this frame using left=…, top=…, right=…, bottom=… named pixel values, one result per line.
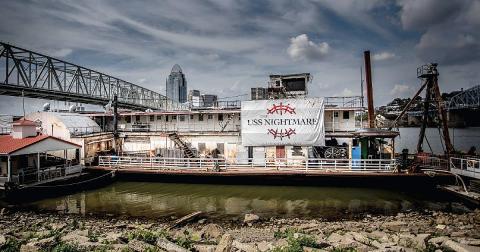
left=267, top=102, right=296, bottom=115
left=267, top=128, right=296, bottom=140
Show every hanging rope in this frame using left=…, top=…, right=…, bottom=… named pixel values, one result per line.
left=424, top=135, right=434, bottom=153
left=437, top=126, right=446, bottom=153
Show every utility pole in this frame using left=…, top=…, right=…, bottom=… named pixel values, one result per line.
left=360, top=66, right=364, bottom=107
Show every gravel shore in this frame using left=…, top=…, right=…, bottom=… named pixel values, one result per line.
left=0, top=208, right=479, bottom=252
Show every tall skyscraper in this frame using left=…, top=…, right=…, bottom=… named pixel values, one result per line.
left=166, top=64, right=187, bottom=103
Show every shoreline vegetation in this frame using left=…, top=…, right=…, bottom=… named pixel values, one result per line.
left=0, top=209, right=478, bottom=252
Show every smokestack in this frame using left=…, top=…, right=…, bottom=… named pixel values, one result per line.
left=364, top=51, right=375, bottom=128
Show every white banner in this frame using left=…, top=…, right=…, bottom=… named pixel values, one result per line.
left=241, top=98, right=325, bottom=146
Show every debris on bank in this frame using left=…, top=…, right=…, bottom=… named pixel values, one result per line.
left=0, top=209, right=479, bottom=252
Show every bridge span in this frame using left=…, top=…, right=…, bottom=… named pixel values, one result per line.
left=0, top=42, right=184, bottom=111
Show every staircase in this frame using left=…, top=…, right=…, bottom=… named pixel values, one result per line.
left=219, top=113, right=235, bottom=132
left=168, top=132, right=196, bottom=158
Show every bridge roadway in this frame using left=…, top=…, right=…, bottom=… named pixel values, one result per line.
left=0, top=42, right=184, bottom=111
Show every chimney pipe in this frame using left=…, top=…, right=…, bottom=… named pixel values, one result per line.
left=364, top=51, right=375, bottom=128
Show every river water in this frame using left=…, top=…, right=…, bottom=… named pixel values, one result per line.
left=395, top=127, right=480, bottom=154
left=18, top=182, right=471, bottom=220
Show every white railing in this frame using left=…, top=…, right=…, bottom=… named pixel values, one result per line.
left=119, top=122, right=241, bottom=133
left=15, top=164, right=83, bottom=184
left=0, top=176, right=7, bottom=186
left=98, top=156, right=396, bottom=173
left=324, top=96, right=363, bottom=108
left=68, top=126, right=103, bottom=136
left=450, top=157, right=480, bottom=179
left=416, top=155, right=449, bottom=170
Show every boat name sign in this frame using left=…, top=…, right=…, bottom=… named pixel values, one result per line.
left=241, top=98, right=325, bottom=146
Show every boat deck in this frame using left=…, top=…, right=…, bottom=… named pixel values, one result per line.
left=89, top=165, right=412, bottom=176
left=440, top=185, right=480, bottom=205
left=89, top=156, right=457, bottom=187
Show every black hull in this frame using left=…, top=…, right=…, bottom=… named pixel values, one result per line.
left=4, top=171, right=115, bottom=202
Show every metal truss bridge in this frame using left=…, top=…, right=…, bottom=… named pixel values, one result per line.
left=448, top=85, right=480, bottom=110
left=0, top=42, right=184, bottom=111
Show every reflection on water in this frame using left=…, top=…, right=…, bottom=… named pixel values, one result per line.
left=24, top=182, right=469, bottom=219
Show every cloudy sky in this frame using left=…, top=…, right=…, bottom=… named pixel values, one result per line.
left=1, top=0, right=479, bottom=115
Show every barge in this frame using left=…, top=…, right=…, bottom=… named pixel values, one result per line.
left=5, top=57, right=478, bottom=192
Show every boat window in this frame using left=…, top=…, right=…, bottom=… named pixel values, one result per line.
left=190, top=115, right=194, bottom=120
left=135, top=115, right=140, bottom=121
left=126, top=116, right=131, bottom=123
left=216, top=143, right=224, bottom=154
left=198, top=143, right=206, bottom=153
left=218, top=114, right=224, bottom=121
left=343, top=111, right=350, bottom=119
left=208, top=114, right=213, bottom=120
left=172, top=115, right=177, bottom=120
left=292, top=146, right=303, bottom=156
left=180, top=115, right=185, bottom=121
left=334, top=112, right=339, bottom=118
left=199, top=114, right=204, bottom=121
left=157, top=115, right=162, bottom=120
left=149, top=115, right=155, bottom=121
left=166, top=115, right=169, bottom=122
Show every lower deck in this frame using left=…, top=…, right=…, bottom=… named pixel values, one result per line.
left=87, top=165, right=454, bottom=189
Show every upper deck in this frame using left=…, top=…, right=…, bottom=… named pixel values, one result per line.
left=81, top=96, right=366, bottom=135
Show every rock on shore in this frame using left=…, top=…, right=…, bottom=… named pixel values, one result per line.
left=0, top=209, right=479, bottom=252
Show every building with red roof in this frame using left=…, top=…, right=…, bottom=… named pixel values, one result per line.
left=0, top=119, right=82, bottom=187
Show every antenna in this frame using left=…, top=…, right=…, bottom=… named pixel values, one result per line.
left=22, top=90, right=25, bottom=117
left=360, top=66, right=364, bottom=107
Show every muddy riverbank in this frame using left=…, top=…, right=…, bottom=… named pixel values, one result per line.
left=0, top=209, right=479, bottom=252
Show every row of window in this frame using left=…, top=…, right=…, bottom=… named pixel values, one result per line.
left=124, top=114, right=231, bottom=123
left=333, top=111, right=350, bottom=120
left=123, top=112, right=350, bottom=123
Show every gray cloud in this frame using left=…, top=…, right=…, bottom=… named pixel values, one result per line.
left=398, top=0, right=480, bottom=65
left=399, top=0, right=464, bottom=30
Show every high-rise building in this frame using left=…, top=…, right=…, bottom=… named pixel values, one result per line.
left=188, top=90, right=201, bottom=107
left=166, top=64, right=187, bottom=103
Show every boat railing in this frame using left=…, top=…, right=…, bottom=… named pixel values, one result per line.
left=415, top=154, right=449, bottom=170
left=0, top=176, right=8, bottom=187
left=450, top=157, right=480, bottom=179
left=98, top=156, right=396, bottom=172
left=324, top=96, right=363, bottom=108
left=68, top=126, right=104, bottom=136
left=15, top=164, right=83, bottom=185
left=0, top=127, right=11, bottom=135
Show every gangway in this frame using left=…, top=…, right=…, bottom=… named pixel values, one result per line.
left=450, top=157, right=480, bottom=179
